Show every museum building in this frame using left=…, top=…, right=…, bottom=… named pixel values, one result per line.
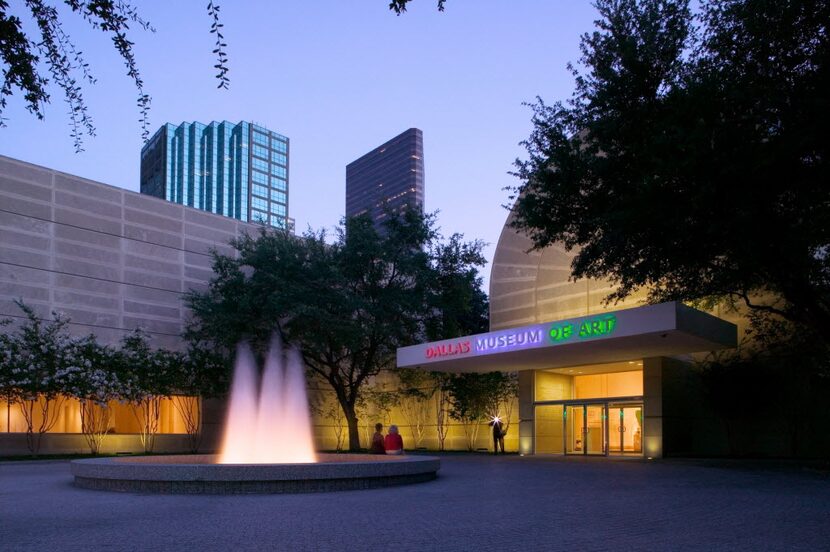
left=397, top=213, right=739, bottom=458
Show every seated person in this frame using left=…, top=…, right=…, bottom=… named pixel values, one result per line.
left=384, top=424, right=404, bottom=455
left=370, top=423, right=385, bottom=454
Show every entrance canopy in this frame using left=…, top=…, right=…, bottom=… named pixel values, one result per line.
left=396, top=302, right=736, bottom=373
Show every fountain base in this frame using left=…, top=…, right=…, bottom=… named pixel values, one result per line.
left=71, top=454, right=440, bottom=494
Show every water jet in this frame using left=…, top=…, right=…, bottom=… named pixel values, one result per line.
left=71, top=338, right=439, bottom=494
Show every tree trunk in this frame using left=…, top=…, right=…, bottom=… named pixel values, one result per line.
left=345, top=405, right=361, bottom=452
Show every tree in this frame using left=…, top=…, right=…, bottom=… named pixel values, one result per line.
left=511, top=0, right=830, bottom=343
left=363, top=386, right=398, bottom=427
left=170, top=348, right=228, bottom=453
left=433, top=372, right=452, bottom=451
left=2, top=301, right=75, bottom=455
left=699, top=311, right=830, bottom=458
left=0, top=0, right=228, bottom=151
left=186, top=210, right=488, bottom=451
left=309, top=386, right=348, bottom=452
left=65, top=335, right=120, bottom=455
left=396, top=368, right=437, bottom=449
left=446, top=371, right=515, bottom=451
left=488, top=371, right=518, bottom=437
left=0, top=318, right=13, bottom=425
left=426, top=234, right=489, bottom=340
left=116, top=329, right=184, bottom=453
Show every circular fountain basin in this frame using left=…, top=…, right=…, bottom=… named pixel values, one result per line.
left=70, top=454, right=440, bottom=494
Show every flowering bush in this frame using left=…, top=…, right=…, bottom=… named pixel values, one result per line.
left=0, top=301, right=221, bottom=455
left=2, top=302, right=77, bottom=454
left=63, top=336, right=122, bottom=454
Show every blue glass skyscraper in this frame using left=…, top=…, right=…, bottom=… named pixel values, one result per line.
left=140, top=121, right=291, bottom=230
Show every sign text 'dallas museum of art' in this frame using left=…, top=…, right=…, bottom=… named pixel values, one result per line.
left=397, top=302, right=737, bottom=374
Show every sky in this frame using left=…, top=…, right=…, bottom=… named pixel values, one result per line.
left=0, top=0, right=599, bottom=291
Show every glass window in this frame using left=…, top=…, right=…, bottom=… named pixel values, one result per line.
left=271, top=177, right=286, bottom=191
left=252, top=157, right=268, bottom=172
left=251, top=210, right=268, bottom=223
left=253, top=132, right=268, bottom=145
left=252, top=144, right=269, bottom=159
left=252, top=184, right=269, bottom=198
left=270, top=164, right=286, bottom=178
left=535, top=371, right=572, bottom=401
left=252, top=170, right=268, bottom=184
left=573, top=370, right=643, bottom=399
left=270, top=190, right=286, bottom=203
left=252, top=197, right=267, bottom=211
left=270, top=203, right=286, bottom=216
left=269, top=218, right=286, bottom=229
left=271, top=139, right=287, bottom=153
left=271, top=152, right=287, bottom=166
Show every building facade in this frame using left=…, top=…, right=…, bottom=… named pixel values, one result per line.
left=140, top=121, right=292, bottom=230
left=346, top=128, right=424, bottom=229
left=0, top=155, right=259, bottom=454
left=397, top=206, right=743, bottom=459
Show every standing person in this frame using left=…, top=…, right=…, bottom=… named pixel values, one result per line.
left=490, top=417, right=506, bottom=455
left=370, top=423, right=385, bottom=454
left=384, top=424, right=404, bottom=455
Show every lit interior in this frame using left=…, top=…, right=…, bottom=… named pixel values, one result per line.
left=534, top=360, right=644, bottom=455
left=608, top=405, right=642, bottom=454
left=0, top=395, right=198, bottom=434
left=535, top=360, right=643, bottom=401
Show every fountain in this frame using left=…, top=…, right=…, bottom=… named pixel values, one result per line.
left=219, top=340, right=317, bottom=464
left=70, top=338, right=439, bottom=494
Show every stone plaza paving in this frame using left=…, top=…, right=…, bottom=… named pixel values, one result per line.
left=2, top=454, right=829, bottom=551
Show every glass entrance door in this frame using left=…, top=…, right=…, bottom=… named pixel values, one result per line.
left=565, top=405, right=583, bottom=454
left=608, top=404, right=643, bottom=455
left=585, top=404, right=606, bottom=454
left=565, top=404, right=607, bottom=455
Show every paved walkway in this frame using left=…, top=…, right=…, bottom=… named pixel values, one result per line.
left=2, top=455, right=829, bottom=551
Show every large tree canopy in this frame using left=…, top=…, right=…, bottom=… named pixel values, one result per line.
left=512, top=0, right=830, bottom=341
left=186, top=211, right=488, bottom=451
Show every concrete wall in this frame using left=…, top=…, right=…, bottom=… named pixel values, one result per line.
left=0, top=155, right=258, bottom=350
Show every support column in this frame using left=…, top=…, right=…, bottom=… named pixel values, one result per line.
left=643, top=357, right=664, bottom=458
left=199, top=397, right=226, bottom=453
left=518, top=370, right=534, bottom=455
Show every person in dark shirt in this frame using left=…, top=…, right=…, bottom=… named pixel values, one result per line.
left=490, top=417, right=505, bottom=454
left=370, top=423, right=385, bottom=454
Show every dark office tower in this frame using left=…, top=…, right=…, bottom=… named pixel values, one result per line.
left=140, top=121, right=293, bottom=230
left=346, top=128, right=424, bottom=229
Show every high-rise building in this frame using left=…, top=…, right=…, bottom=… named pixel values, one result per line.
left=346, top=128, right=424, bottom=229
left=140, top=121, right=292, bottom=230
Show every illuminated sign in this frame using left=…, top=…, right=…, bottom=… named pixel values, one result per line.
left=549, top=314, right=617, bottom=343
left=425, top=340, right=471, bottom=359
left=476, top=329, right=543, bottom=352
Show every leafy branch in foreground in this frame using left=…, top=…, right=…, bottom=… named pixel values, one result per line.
left=388, top=0, right=446, bottom=14
left=0, top=1, right=230, bottom=150
left=207, top=1, right=229, bottom=90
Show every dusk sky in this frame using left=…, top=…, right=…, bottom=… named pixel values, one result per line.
left=1, top=1, right=599, bottom=289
